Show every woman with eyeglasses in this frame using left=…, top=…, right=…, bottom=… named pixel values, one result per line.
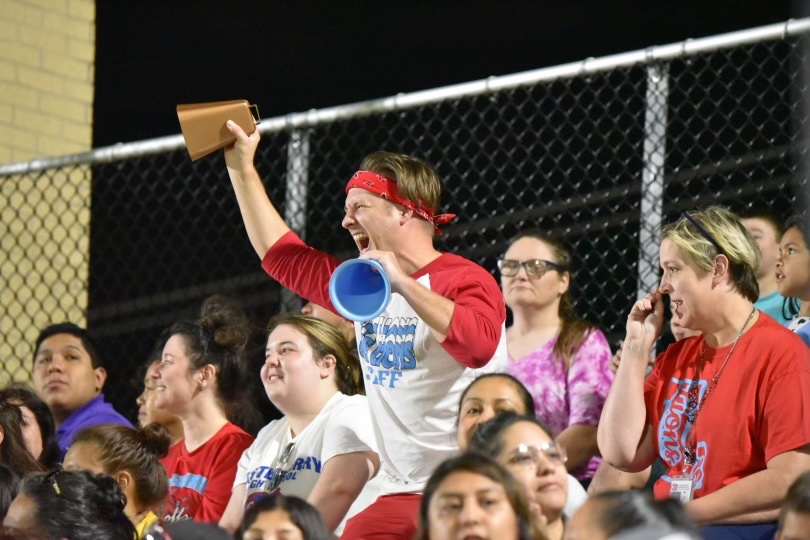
left=469, top=412, right=569, bottom=540
left=498, top=231, right=612, bottom=488
left=455, top=374, right=587, bottom=516
left=599, top=206, right=810, bottom=539
left=219, top=314, right=379, bottom=536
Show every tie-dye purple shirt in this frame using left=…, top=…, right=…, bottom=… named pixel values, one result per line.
left=507, top=328, right=613, bottom=480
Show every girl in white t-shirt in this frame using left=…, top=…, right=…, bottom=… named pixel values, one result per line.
left=219, top=314, right=380, bottom=535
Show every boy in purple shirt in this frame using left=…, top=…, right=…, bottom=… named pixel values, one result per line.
left=32, top=323, right=132, bottom=458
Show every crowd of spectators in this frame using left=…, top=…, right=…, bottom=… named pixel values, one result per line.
left=0, top=134, right=807, bottom=540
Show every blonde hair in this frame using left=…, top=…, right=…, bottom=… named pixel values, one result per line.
left=661, top=206, right=760, bottom=302
left=360, top=151, right=442, bottom=216
left=267, top=314, right=364, bottom=396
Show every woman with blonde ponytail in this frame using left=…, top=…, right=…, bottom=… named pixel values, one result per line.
left=220, top=314, right=379, bottom=536
left=499, top=230, right=613, bottom=488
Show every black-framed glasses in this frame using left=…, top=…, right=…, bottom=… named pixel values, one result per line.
left=503, top=442, right=568, bottom=471
left=680, top=212, right=725, bottom=256
left=267, top=442, right=295, bottom=492
left=497, top=258, right=566, bottom=277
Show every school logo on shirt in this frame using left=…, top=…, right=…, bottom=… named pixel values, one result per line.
left=162, top=493, right=193, bottom=522
left=659, top=377, right=708, bottom=489
left=246, top=455, right=323, bottom=491
left=359, top=316, right=417, bottom=389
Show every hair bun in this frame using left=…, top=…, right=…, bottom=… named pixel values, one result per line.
left=138, top=423, right=172, bottom=459
left=199, top=295, right=250, bottom=351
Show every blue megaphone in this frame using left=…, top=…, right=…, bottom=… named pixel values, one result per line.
left=329, top=259, right=391, bottom=322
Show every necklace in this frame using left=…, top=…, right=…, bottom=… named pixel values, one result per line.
left=682, top=307, right=756, bottom=468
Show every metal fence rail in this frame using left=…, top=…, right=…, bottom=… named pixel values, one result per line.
left=1, top=19, right=808, bottom=421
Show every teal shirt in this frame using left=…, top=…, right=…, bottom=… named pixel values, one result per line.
left=755, top=290, right=791, bottom=324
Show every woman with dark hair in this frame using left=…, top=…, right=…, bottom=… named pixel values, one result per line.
left=135, top=334, right=183, bottom=447
left=240, top=493, right=331, bottom=540
left=0, top=465, right=19, bottom=522
left=499, top=231, right=612, bottom=486
left=416, top=452, right=546, bottom=540
left=0, top=386, right=59, bottom=469
left=64, top=423, right=171, bottom=538
left=0, top=401, right=44, bottom=478
left=155, top=295, right=256, bottom=523
left=220, top=314, right=379, bottom=536
left=601, top=207, right=810, bottom=538
left=567, top=490, right=698, bottom=540
left=3, top=469, right=136, bottom=539
left=456, top=373, right=535, bottom=450
left=470, top=413, right=569, bottom=540
left=456, top=374, right=587, bottom=516
left=776, top=214, right=810, bottom=346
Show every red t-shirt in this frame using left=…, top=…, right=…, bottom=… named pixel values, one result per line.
left=161, top=422, right=254, bottom=523
left=261, top=231, right=505, bottom=367
left=644, top=314, right=810, bottom=499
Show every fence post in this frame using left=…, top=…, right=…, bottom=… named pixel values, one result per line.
left=281, top=129, right=311, bottom=313
left=637, top=63, right=669, bottom=301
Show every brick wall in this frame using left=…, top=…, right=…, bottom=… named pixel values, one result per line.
left=0, top=0, right=94, bottom=385
left=0, top=0, right=95, bottom=163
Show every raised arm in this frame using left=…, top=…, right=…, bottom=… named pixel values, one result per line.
left=598, top=290, right=664, bottom=471
left=224, top=120, right=291, bottom=258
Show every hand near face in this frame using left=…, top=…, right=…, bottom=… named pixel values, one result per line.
left=625, top=290, right=664, bottom=352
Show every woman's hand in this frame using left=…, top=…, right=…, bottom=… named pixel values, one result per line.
left=624, top=290, right=665, bottom=354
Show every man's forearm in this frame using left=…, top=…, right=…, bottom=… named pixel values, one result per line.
left=396, top=276, right=454, bottom=342
left=226, top=164, right=290, bottom=258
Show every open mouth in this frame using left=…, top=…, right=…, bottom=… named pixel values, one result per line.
left=352, top=233, right=370, bottom=252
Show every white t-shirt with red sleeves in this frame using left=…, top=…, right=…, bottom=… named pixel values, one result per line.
left=261, top=231, right=508, bottom=494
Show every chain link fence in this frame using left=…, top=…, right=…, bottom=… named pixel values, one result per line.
left=1, top=19, right=808, bottom=423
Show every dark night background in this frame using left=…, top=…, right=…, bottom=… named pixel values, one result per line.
left=94, top=1, right=793, bottom=146
left=90, top=1, right=798, bottom=423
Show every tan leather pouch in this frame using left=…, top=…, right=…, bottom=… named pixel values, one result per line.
left=177, top=100, right=260, bottom=161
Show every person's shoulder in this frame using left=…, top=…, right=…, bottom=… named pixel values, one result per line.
left=749, top=313, right=810, bottom=364
left=582, top=326, right=609, bottom=346
left=250, top=418, right=284, bottom=443
left=753, top=311, right=805, bottom=341
left=426, top=253, right=495, bottom=284
left=215, top=422, right=255, bottom=447
left=328, top=392, right=369, bottom=415
left=75, top=397, right=132, bottom=427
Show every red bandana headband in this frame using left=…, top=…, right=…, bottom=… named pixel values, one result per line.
left=345, top=170, right=456, bottom=235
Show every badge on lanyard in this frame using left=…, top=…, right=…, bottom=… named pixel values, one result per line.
left=669, top=475, right=695, bottom=503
